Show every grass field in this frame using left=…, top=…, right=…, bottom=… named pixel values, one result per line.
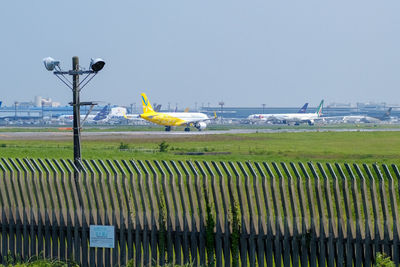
left=1, top=122, right=400, bottom=132
left=0, top=130, right=399, bottom=164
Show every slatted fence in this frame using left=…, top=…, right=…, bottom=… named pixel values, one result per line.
left=0, top=158, right=399, bottom=266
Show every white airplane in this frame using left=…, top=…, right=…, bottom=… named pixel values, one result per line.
left=248, top=100, right=324, bottom=125
left=93, top=106, right=131, bottom=123
left=58, top=114, right=96, bottom=123
left=342, top=107, right=393, bottom=123
left=57, top=105, right=110, bottom=124
left=140, top=93, right=212, bottom=131
left=248, top=103, right=309, bottom=123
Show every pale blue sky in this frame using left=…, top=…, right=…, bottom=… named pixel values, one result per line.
left=0, top=1, right=399, bottom=107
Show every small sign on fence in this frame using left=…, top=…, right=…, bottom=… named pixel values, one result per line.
left=90, top=225, right=115, bottom=248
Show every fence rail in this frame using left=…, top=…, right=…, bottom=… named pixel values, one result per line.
left=0, top=158, right=399, bottom=266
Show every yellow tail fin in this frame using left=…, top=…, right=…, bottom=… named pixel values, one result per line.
left=141, top=93, right=154, bottom=113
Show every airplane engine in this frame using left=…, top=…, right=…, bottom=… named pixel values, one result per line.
left=195, top=122, right=207, bottom=131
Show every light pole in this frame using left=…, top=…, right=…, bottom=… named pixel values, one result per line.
left=218, top=101, right=224, bottom=124
left=14, top=102, right=18, bottom=120
left=43, top=56, right=105, bottom=168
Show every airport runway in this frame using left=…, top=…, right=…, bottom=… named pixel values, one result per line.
left=0, top=128, right=399, bottom=141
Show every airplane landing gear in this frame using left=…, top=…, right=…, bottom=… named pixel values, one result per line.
left=165, top=126, right=171, bottom=131
left=184, top=127, right=190, bottom=132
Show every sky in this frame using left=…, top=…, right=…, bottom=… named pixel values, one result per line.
left=0, top=1, right=399, bottom=108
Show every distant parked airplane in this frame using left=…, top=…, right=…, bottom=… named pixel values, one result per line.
left=272, top=100, right=323, bottom=125
left=342, top=107, right=393, bottom=123
left=248, top=102, right=311, bottom=123
left=57, top=105, right=110, bottom=123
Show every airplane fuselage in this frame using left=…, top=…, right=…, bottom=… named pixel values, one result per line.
left=249, top=113, right=318, bottom=123
left=140, top=112, right=209, bottom=126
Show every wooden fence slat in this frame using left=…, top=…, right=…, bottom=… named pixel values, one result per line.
left=209, top=162, right=223, bottom=267
left=382, top=164, right=399, bottom=265
left=154, top=160, right=173, bottom=265
left=272, top=162, right=291, bottom=267
left=107, top=160, right=124, bottom=267
left=163, top=160, right=182, bottom=265
left=172, top=161, right=190, bottom=265
left=80, top=160, right=95, bottom=267
left=16, top=158, right=33, bottom=260
left=51, top=160, right=67, bottom=261
left=23, top=159, right=40, bottom=259
left=344, top=164, right=363, bottom=267
left=37, top=159, right=56, bottom=260
left=238, top=162, right=257, bottom=267
left=1, top=160, right=16, bottom=260
left=327, top=163, right=345, bottom=267
left=299, top=162, right=317, bottom=267
left=83, top=160, right=102, bottom=266
left=390, top=164, right=400, bottom=265
left=128, top=160, right=144, bottom=267
left=9, top=159, right=28, bottom=261
left=78, top=165, right=89, bottom=267
left=57, top=160, right=75, bottom=262
left=308, top=162, right=327, bottom=267
left=264, top=162, right=283, bottom=267
left=185, top=161, right=200, bottom=266
left=179, top=160, right=194, bottom=265
left=353, top=164, right=373, bottom=266
left=137, top=160, right=150, bottom=266
left=152, top=161, right=167, bottom=265
left=149, top=160, right=163, bottom=265
left=92, top=160, right=110, bottom=267
left=119, top=160, right=135, bottom=265
left=31, top=159, right=51, bottom=259
left=0, top=161, right=8, bottom=264
left=336, top=163, right=355, bottom=267
left=282, top=162, right=300, bottom=267
left=192, top=161, right=206, bottom=265
left=98, top=160, right=118, bottom=267
left=207, top=161, right=228, bottom=267
left=208, top=161, right=220, bottom=266
left=363, top=163, right=382, bottom=260
left=290, top=162, right=309, bottom=267
left=144, top=160, right=160, bottom=266
left=247, top=162, right=266, bottom=267
left=63, top=160, right=82, bottom=265
left=225, top=162, right=249, bottom=267
left=29, top=159, right=44, bottom=257
left=373, top=164, right=391, bottom=256
left=199, top=161, right=211, bottom=266
left=137, top=161, right=151, bottom=266
left=317, top=163, right=336, bottom=267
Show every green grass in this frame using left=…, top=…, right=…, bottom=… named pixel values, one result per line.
left=1, top=122, right=400, bottom=132
left=0, top=131, right=399, bottom=164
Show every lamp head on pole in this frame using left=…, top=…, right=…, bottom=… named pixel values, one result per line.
left=90, top=58, right=105, bottom=72
left=43, top=57, right=60, bottom=71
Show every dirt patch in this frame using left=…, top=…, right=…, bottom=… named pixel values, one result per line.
left=174, top=152, right=231, bottom=155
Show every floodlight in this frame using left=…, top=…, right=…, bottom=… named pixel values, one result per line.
left=43, top=57, right=60, bottom=71
left=90, top=58, right=105, bottom=72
